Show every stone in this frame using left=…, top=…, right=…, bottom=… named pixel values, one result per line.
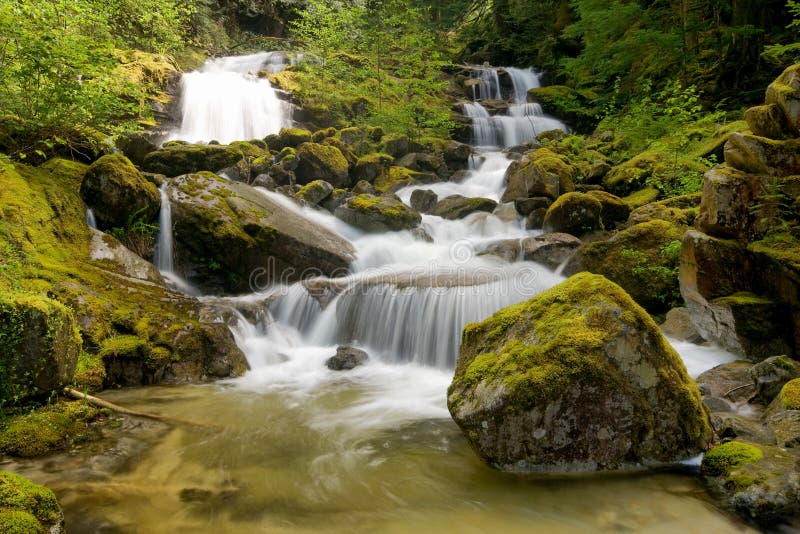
left=501, top=148, right=576, bottom=202
left=493, top=202, right=519, bottom=223
left=724, top=133, right=800, bottom=177
left=380, top=134, right=411, bottom=158
left=0, top=294, right=81, bottom=403
left=566, top=219, right=684, bottom=313
left=477, top=239, right=521, bottom=262
left=696, top=361, right=756, bottom=404
left=294, top=142, right=351, bottom=188
left=296, top=179, right=334, bottom=206
left=80, top=154, right=160, bottom=230
left=429, top=195, right=498, bottom=220
left=542, top=192, right=603, bottom=237
left=352, top=153, right=393, bottom=183
left=521, top=233, right=581, bottom=270
left=334, top=194, right=421, bottom=232
left=627, top=194, right=700, bottom=226
left=765, top=63, right=800, bottom=135
left=352, top=180, right=375, bottom=195
left=514, top=196, right=551, bottom=216
left=169, top=173, right=354, bottom=293
left=527, top=85, right=597, bottom=134
left=696, top=166, right=765, bottom=239
left=326, top=346, right=369, bottom=371
left=89, top=229, right=163, bottom=283
left=659, top=307, right=704, bottom=343
left=270, top=127, right=312, bottom=150
left=585, top=190, right=629, bottom=230
left=526, top=208, right=548, bottom=230
left=442, top=140, right=473, bottom=170
left=142, top=143, right=246, bottom=177
left=410, top=189, right=438, bottom=214
left=750, top=356, right=800, bottom=404
left=745, top=104, right=793, bottom=140
left=710, top=413, right=776, bottom=444
left=395, top=153, right=449, bottom=179
left=448, top=272, right=711, bottom=473
left=0, top=471, right=64, bottom=534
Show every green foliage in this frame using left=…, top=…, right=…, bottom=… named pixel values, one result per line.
left=109, top=208, right=159, bottom=260
left=620, top=239, right=683, bottom=309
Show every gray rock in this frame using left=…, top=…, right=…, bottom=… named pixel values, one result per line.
left=750, top=356, right=800, bottom=404
left=395, top=153, right=449, bottom=179
left=478, top=239, right=521, bottom=262
left=334, top=194, right=421, bottom=232
left=521, top=233, right=581, bottom=270
left=429, top=195, right=497, bottom=220
left=410, top=189, right=438, bottom=213
left=514, top=196, right=551, bottom=216
left=326, top=346, right=369, bottom=370
left=660, top=307, right=704, bottom=343
left=696, top=361, right=756, bottom=403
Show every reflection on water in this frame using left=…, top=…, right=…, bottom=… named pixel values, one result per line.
left=4, top=378, right=753, bottom=534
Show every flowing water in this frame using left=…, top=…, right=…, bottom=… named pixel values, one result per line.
left=12, top=56, right=754, bottom=532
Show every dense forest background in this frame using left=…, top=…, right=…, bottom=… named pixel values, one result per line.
left=1, top=0, right=798, bottom=160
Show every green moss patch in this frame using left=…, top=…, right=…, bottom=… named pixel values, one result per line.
left=0, top=470, right=61, bottom=531
left=780, top=379, right=800, bottom=410
left=0, top=401, right=102, bottom=457
left=701, top=441, right=763, bottom=477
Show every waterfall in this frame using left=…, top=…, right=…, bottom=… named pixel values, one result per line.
left=168, top=52, right=291, bottom=144
left=85, top=209, right=97, bottom=229
left=463, top=66, right=567, bottom=147
left=154, top=183, right=173, bottom=273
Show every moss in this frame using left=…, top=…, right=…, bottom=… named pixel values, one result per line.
left=229, top=141, right=266, bottom=159
left=701, top=442, right=763, bottom=477
left=713, top=292, right=775, bottom=306
left=0, top=401, right=101, bottom=457
left=622, top=187, right=661, bottom=209
left=98, top=334, right=149, bottom=358
left=780, top=379, right=800, bottom=410
left=528, top=85, right=599, bottom=133
left=0, top=471, right=60, bottom=530
left=0, top=509, right=44, bottom=534
left=296, top=180, right=333, bottom=204
left=339, top=194, right=422, bottom=230
left=73, top=351, right=106, bottom=392
left=276, top=127, right=312, bottom=149
left=374, top=166, right=421, bottom=193
left=141, top=144, right=245, bottom=177
left=294, top=142, right=349, bottom=187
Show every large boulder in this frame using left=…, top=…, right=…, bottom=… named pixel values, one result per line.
left=0, top=294, right=81, bottom=404
left=765, top=63, right=800, bottom=135
left=334, top=194, right=421, bottom=232
left=429, top=195, right=498, bottom=220
left=542, top=192, right=602, bottom=236
left=395, top=153, right=449, bottom=179
left=141, top=143, right=247, bottom=177
left=80, top=154, right=160, bottom=230
left=585, top=190, right=629, bottom=230
left=565, top=220, right=684, bottom=314
left=448, top=273, right=711, bottom=473
left=501, top=148, right=575, bottom=202
left=724, top=133, right=800, bottom=177
left=352, top=153, right=393, bottom=183
left=169, top=173, right=355, bottom=293
left=745, top=104, right=793, bottom=140
left=296, top=179, right=334, bottom=206
left=0, top=471, right=64, bottom=534
left=294, top=142, right=350, bottom=188
left=326, top=346, right=369, bottom=371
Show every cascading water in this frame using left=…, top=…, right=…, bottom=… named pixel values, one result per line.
left=85, top=208, right=97, bottom=229
left=154, top=183, right=173, bottom=273
left=167, top=52, right=291, bottom=144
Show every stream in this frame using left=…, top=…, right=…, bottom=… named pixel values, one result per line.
left=5, top=53, right=751, bottom=533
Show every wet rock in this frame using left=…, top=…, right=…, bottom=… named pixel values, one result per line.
left=710, top=413, right=776, bottom=444
left=429, top=195, right=497, bottom=220
left=380, top=134, right=411, bottom=158
left=395, top=153, right=449, bottom=179
left=296, top=179, right=334, bottom=206
left=448, top=272, right=711, bottom=473
left=514, top=196, right=551, bottom=216
left=409, top=189, right=438, bottom=213
left=80, top=154, right=160, bottom=230
left=352, top=180, right=375, bottom=195
left=542, top=192, right=602, bottom=236
left=142, top=143, right=247, bottom=177
left=326, top=346, right=369, bottom=370
left=521, top=233, right=581, bottom=270
left=0, top=293, right=81, bottom=403
left=478, top=239, right=521, bottom=262
left=501, top=148, right=576, bottom=202
left=442, top=140, right=473, bottom=170
left=353, top=153, right=393, bottom=183
left=320, top=189, right=350, bottom=214
left=660, top=307, right=704, bottom=343
left=493, top=202, right=519, bottom=223
left=766, top=410, right=800, bottom=448
left=252, top=174, right=275, bottom=190
left=525, top=208, right=548, bottom=230
left=696, top=166, right=765, bottom=239
left=750, top=356, right=800, bottom=404
left=89, top=229, right=163, bottom=283
left=269, top=127, right=312, bottom=150
left=410, top=227, right=433, bottom=243
left=294, top=142, right=351, bottom=188
left=169, top=173, right=354, bottom=292
left=334, top=194, right=421, bottom=232
left=696, top=361, right=756, bottom=403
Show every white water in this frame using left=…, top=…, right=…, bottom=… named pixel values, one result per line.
left=85, top=208, right=97, bottom=229
left=464, top=67, right=567, bottom=147
left=154, top=183, right=173, bottom=273
left=167, top=52, right=291, bottom=144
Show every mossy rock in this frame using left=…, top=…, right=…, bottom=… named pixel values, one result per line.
left=80, top=154, right=160, bottom=230
left=380, top=133, right=411, bottom=158
left=627, top=193, right=700, bottom=226
left=141, top=144, right=246, bottom=177
left=294, top=142, right=350, bottom=188
left=565, top=219, right=684, bottom=313
left=622, top=187, right=661, bottom=209
left=724, top=133, right=800, bottom=177
left=273, top=127, right=312, bottom=150
left=374, top=166, right=437, bottom=194
left=765, top=63, right=800, bottom=135
left=448, top=272, right=711, bottom=472
left=353, top=153, right=394, bottom=183
left=702, top=441, right=764, bottom=477
left=780, top=378, right=800, bottom=410
left=0, top=293, right=82, bottom=404
left=0, top=471, right=63, bottom=533
left=429, top=195, right=498, bottom=220
left=745, top=104, right=793, bottom=140
left=603, top=153, right=656, bottom=196
left=585, top=190, right=629, bottom=229
left=527, top=85, right=598, bottom=134
left=334, top=194, right=421, bottom=232
left=501, top=148, right=576, bottom=202
left=542, top=192, right=602, bottom=237
left=0, top=401, right=102, bottom=457
left=296, top=180, right=334, bottom=206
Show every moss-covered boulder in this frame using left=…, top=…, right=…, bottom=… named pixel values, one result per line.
left=0, top=471, right=63, bottom=533
left=724, top=133, right=800, bottom=177
left=374, top=166, right=438, bottom=193
left=334, top=194, right=421, bottom=232
left=429, top=195, right=497, bottom=220
left=169, top=173, right=355, bottom=292
left=380, top=133, right=411, bottom=158
left=0, top=294, right=81, bottom=404
left=269, top=127, right=312, bottom=150
left=527, top=85, right=598, bottom=134
left=565, top=220, right=684, bottom=313
left=0, top=401, right=101, bottom=457
left=501, top=148, right=576, bottom=202
left=141, top=143, right=246, bottom=177
left=585, top=190, right=629, bottom=229
left=781, top=378, right=800, bottom=410
left=745, top=104, right=793, bottom=140
left=352, top=153, right=393, bottom=183
left=294, top=142, right=350, bottom=188
left=296, top=179, right=334, bottom=206
left=395, top=153, right=449, bottom=180
left=696, top=166, right=766, bottom=239
left=80, top=154, right=160, bottom=230
left=542, top=192, right=602, bottom=237
left=765, top=63, right=800, bottom=135
left=409, top=189, right=438, bottom=214
left=448, top=272, right=711, bottom=473
left=627, top=193, right=700, bottom=226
